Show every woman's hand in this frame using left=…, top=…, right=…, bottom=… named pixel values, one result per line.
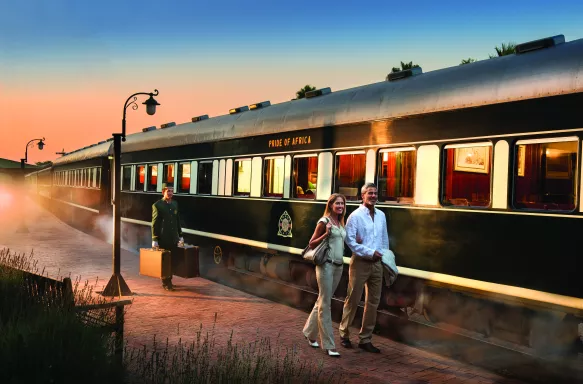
left=325, top=222, right=332, bottom=236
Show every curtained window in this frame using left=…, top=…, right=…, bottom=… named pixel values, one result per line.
left=263, top=157, right=285, bottom=198
left=234, top=159, right=252, bottom=196
left=163, top=163, right=175, bottom=187
left=293, top=155, right=318, bottom=199
left=377, top=148, right=416, bottom=203
left=334, top=151, right=366, bottom=201
left=198, top=162, right=213, bottom=195
left=136, top=166, right=145, bottom=191
left=513, top=138, right=578, bottom=211
left=96, top=168, right=101, bottom=189
left=442, top=143, right=492, bottom=207
left=178, top=163, right=191, bottom=193
left=147, top=165, right=158, bottom=192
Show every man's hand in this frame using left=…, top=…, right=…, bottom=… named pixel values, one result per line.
left=178, top=237, right=185, bottom=246
left=372, top=250, right=382, bottom=262
left=152, top=241, right=159, bottom=249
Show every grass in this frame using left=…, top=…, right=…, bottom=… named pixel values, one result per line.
left=0, top=248, right=123, bottom=383
left=124, top=319, right=344, bottom=384
left=1, top=248, right=344, bottom=384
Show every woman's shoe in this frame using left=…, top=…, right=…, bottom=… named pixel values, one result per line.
left=306, top=337, right=319, bottom=348
left=327, top=349, right=341, bottom=357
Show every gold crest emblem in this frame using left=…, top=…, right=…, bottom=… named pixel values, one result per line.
left=277, top=211, right=293, bottom=238
left=213, top=246, right=223, bottom=265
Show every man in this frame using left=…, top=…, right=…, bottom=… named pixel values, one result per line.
left=152, top=184, right=184, bottom=291
left=339, top=182, right=388, bottom=353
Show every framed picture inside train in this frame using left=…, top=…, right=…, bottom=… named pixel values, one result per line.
left=453, top=145, right=490, bottom=174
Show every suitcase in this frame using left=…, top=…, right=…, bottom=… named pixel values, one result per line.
left=139, top=248, right=172, bottom=279
left=172, top=245, right=200, bottom=278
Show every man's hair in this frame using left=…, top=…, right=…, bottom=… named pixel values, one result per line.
left=361, top=182, right=377, bottom=194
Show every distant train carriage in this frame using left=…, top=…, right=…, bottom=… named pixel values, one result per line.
left=27, top=34, right=583, bottom=355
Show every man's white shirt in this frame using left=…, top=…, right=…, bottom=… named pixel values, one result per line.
left=345, top=205, right=389, bottom=258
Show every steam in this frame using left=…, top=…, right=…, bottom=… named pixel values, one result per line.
left=92, top=215, right=143, bottom=255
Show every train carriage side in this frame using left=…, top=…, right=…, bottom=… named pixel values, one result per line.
left=117, top=34, right=583, bottom=355
left=50, top=143, right=112, bottom=238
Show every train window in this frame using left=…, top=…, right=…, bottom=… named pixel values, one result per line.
left=293, top=155, right=318, bottom=199
left=233, top=159, right=252, bottom=196
left=197, top=161, right=213, bottom=195
left=263, top=157, right=285, bottom=198
left=334, top=151, right=366, bottom=201
left=136, top=165, right=145, bottom=191
left=147, top=164, right=158, bottom=192
left=122, top=166, right=132, bottom=190
left=442, top=143, right=492, bottom=207
left=96, top=167, right=101, bottom=189
left=178, top=163, right=191, bottom=193
left=163, top=163, right=175, bottom=188
left=513, top=137, right=578, bottom=211
left=377, top=148, right=416, bottom=204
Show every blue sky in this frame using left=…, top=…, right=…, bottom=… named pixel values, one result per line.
left=1, top=0, right=582, bottom=162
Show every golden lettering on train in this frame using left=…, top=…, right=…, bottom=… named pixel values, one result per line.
left=268, top=135, right=311, bottom=148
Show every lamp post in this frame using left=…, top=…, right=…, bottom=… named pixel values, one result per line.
left=18, top=138, right=46, bottom=233
left=101, top=90, right=160, bottom=297
left=21, top=138, right=46, bottom=169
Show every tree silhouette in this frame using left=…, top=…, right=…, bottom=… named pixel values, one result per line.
left=295, top=85, right=317, bottom=99
left=460, top=58, right=477, bottom=65
left=390, top=61, right=420, bottom=73
left=489, top=42, right=516, bottom=58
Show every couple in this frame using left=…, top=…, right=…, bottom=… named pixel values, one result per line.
left=303, top=183, right=388, bottom=357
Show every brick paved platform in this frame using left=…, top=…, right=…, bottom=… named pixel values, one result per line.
left=0, top=199, right=528, bottom=384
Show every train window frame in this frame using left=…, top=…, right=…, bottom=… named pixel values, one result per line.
left=96, top=167, right=102, bottom=189
left=263, top=156, right=286, bottom=199
left=197, top=161, right=213, bottom=195
left=163, top=163, right=176, bottom=190
left=291, top=153, right=319, bottom=200
left=376, top=147, right=417, bottom=205
left=136, top=165, right=146, bottom=191
left=333, top=150, right=367, bottom=202
left=177, top=162, right=191, bottom=194
left=91, top=168, right=97, bottom=188
left=441, top=141, right=493, bottom=209
left=147, top=164, right=159, bottom=192
left=511, top=136, right=579, bottom=213
left=122, top=165, right=132, bottom=191
left=233, top=158, right=252, bottom=197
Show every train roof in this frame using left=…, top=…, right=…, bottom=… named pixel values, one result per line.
left=55, top=34, right=583, bottom=165
left=53, top=141, right=112, bottom=166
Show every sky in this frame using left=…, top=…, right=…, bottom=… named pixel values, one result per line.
left=1, top=0, right=582, bottom=164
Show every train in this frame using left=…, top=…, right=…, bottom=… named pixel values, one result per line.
left=25, top=34, right=583, bottom=357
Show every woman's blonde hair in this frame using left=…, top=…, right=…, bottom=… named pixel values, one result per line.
left=323, top=193, right=347, bottom=227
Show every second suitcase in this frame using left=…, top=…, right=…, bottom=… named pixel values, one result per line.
left=172, top=245, right=200, bottom=278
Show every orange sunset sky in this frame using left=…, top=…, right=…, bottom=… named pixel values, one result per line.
left=2, top=1, right=582, bottom=164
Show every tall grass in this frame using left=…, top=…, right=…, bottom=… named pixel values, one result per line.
left=1, top=248, right=344, bottom=384
left=0, top=248, right=123, bottom=383
left=124, top=320, right=344, bottom=384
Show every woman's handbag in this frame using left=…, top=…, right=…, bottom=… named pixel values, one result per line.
left=302, top=218, right=331, bottom=265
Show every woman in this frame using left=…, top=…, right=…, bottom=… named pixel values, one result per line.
left=302, top=193, right=346, bottom=357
